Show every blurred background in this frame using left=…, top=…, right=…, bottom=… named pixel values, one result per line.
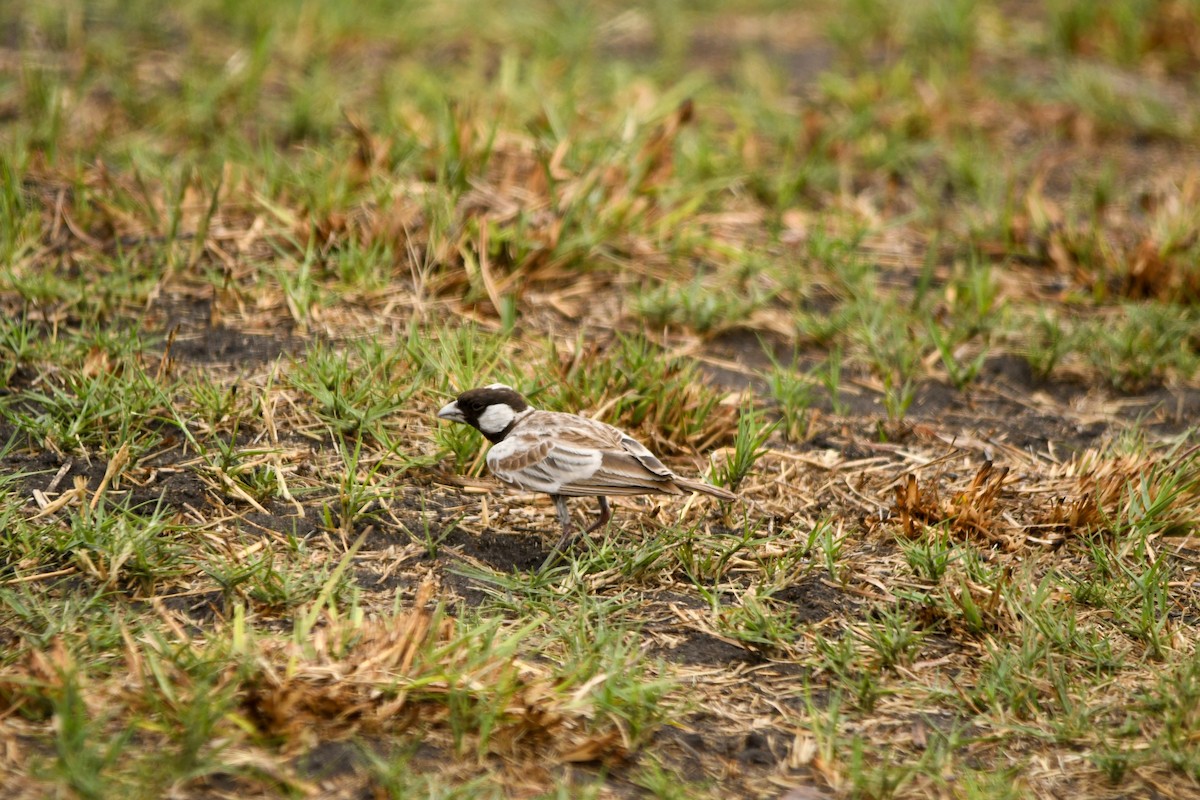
left=5, top=0, right=1199, bottom=321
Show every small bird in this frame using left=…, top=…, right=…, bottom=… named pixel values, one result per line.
left=437, top=384, right=737, bottom=552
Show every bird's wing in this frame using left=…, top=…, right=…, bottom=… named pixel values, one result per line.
left=486, top=413, right=683, bottom=497
left=616, top=432, right=674, bottom=478
left=487, top=437, right=600, bottom=494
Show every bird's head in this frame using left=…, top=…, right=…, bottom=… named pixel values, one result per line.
left=437, top=384, right=532, bottom=443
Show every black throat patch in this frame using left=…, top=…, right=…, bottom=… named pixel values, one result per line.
left=481, top=419, right=517, bottom=444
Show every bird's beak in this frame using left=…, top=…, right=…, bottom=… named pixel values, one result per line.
left=437, top=400, right=465, bottom=423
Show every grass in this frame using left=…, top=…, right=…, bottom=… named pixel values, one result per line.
left=2, top=0, right=1200, bottom=798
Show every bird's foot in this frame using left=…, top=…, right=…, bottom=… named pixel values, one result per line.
left=540, top=524, right=578, bottom=571
left=541, top=498, right=610, bottom=571
left=584, top=497, right=612, bottom=534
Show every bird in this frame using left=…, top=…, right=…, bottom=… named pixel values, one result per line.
left=436, top=384, right=737, bottom=553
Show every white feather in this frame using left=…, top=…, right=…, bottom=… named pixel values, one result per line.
left=486, top=437, right=602, bottom=493
left=477, top=403, right=516, bottom=435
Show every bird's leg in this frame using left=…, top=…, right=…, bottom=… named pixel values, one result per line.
left=585, top=496, right=611, bottom=534
left=550, top=494, right=577, bottom=552
left=544, top=497, right=609, bottom=571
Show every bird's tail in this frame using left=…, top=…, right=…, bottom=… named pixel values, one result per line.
left=674, top=477, right=738, bottom=502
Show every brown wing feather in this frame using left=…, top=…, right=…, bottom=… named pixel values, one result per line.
left=489, top=438, right=553, bottom=474
left=554, top=451, right=686, bottom=496
left=617, top=434, right=673, bottom=477
left=543, top=415, right=681, bottom=495
left=486, top=410, right=735, bottom=500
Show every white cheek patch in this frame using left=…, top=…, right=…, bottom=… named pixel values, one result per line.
left=477, top=403, right=516, bottom=435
